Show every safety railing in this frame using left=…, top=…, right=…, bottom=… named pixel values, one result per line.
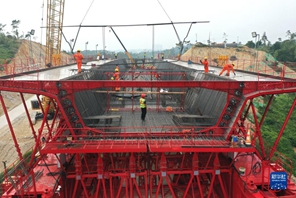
left=271, top=150, right=293, bottom=180
left=181, top=55, right=296, bottom=80
left=255, top=138, right=293, bottom=180
left=0, top=147, right=39, bottom=194
left=43, top=125, right=246, bottom=148
left=0, top=57, right=76, bottom=76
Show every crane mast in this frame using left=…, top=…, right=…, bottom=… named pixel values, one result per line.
left=46, top=0, right=65, bottom=66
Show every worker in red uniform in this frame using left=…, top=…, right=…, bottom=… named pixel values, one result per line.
left=200, top=57, right=209, bottom=73
left=73, top=50, right=84, bottom=73
left=140, top=94, right=147, bottom=121
left=113, top=68, right=120, bottom=91
left=219, top=63, right=236, bottom=76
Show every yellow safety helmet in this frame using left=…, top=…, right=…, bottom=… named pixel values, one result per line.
left=77, top=49, right=81, bottom=52
left=115, top=68, right=119, bottom=72
left=204, top=57, right=207, bottom=59
left=110, top=77, right=114, bottom=80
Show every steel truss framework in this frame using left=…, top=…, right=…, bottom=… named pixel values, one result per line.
left=1, top=79, right=296, bottom=197
left=46, top=0, right=65, bottom=66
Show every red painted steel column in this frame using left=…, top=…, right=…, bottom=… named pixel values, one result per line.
left=259, top=95, right=274, bottom=129
left=162, top=153, right=177, bottom=198
left=95, top=155, right=108, bottom=198
left=269, top=98, right=296, bottom=159
left=28, top=97, right=52, bottom=168
left=129, top=153, right=143, bottom=198
left=129, top=154, right=135, bottom=198
left=72, top=154, right=83, bottom=198
left=251, top=101, right=266, bottom=159
left=37, top=95, right=51, bottom=132
left=20, top=93, right=37, bottom=142
left=183, top=152, right=203, bottom=198
left=79, top=154, right=90, bottom=198
left=0, top=92, right=23, bottom=160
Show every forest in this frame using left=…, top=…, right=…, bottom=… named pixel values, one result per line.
left=256, top=94, right=296, bottom=174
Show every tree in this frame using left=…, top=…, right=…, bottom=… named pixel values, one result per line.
left=245, top=40, right=255, bottom=48
left=269, top=41, right=281, bottom=54
left=273, top=40, right=296, bottom=62
left=11, top=20, right=21, bottom=39
left=0, top=23, right=6, bottom=33
left=261, top=32, right=269, bottom=46
left=286, top=30, right=291, bottom=39
left=258, top=93, right=296, bottom=174
left=286, top=30, right=296, bottom=40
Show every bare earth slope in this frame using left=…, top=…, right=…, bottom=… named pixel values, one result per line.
left=181, top=46, right=294, bottom=76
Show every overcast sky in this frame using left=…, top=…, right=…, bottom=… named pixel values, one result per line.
left=1, top=0, right=295, bottom=52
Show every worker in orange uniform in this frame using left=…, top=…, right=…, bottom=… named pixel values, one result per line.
left=73, top=50, right=84, bottom=73
left=200, top=57, right=209, bottom=73
left=219, top=63, right=236, bottom=76
left=140, top=94, right=147, bottom=121
left=113, top=68, right=120, bottom=91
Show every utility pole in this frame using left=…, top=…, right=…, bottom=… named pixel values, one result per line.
left=85, top=41, right=88, bottom=59
left=223, top=33, right=228, bottom=48
left=252, top=32, right=260, bottom=72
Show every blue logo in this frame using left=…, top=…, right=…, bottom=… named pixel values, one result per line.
left=270, top=172, right=287, bottom=190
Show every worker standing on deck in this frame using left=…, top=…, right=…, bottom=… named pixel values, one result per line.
left=140, top=94, right=147, bottom=121
left=113, top=68, right=120, bottom=91
left=73, top=50, right=84, bottom=73
left=200, top=57, right=209, bottom=73
left=219, top=63, right=236, bottom=76
left=115, top=64, right=120, bottom=72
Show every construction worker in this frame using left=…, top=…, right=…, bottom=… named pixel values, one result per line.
left=140, top=94, right=147, bottom=121
left=115, top=64, right=120, bottom=72
left=73, top=50, right=84, bottom=73
left=161, top=53, right=164, bottom=60
left=96, top=53, right=101, bottom=60
left=113, top=68, right=120, bottom=91
left=114, top=53, right=118, bottom=59
left=219, top=63, right=236, bottom=76
left=200, top=57, right=209, bottom=73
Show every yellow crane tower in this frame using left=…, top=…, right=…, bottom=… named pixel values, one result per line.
left=46, top=0, right=65, bottom=67
left=41, top=0, right=65, bottom=117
